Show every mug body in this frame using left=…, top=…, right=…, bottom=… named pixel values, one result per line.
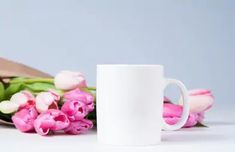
left=96, top=64, right=165, bottom=146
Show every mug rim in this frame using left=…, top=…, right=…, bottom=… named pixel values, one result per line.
left=97, top=64, right=163, bottom=68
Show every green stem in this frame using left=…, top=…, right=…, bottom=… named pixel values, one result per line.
left=10, top=78, right=96, bottom=91
left=10, top=78, right=54, bottom=84
left=87, top=87, right=96, bottom=91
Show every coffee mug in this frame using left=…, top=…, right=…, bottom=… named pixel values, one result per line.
left=96, top=65, right=189, bottom=146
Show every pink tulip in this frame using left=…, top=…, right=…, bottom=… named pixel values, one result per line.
left=186, top=89, right=214, bottom=113
left=64, top=119, right=93, bottom=135
left=176, top=89, right=214, bottom=124
left=63, top=88, right=94, bottom=112
left=163, top=103, right=199, bottom=127
left=163, top=89, right=215, bottom=127
left=35, top=90, right=60, bottom=113
left=61, top=100, right=89, bottom=121
left=54, top=71, right=87, bottom=90
left=34, top=109, right=70, bottom=136
left=0, top=91, right=35, bottom=114
left=12, top=107, right=38, bottom=132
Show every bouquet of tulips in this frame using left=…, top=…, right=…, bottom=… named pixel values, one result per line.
left=0, top=71, right=96, bottom=135
left=0, top=70, right=214, bottom=136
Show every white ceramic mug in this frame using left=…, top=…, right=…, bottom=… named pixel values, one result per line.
left=96, top=65, right=189, bottom=146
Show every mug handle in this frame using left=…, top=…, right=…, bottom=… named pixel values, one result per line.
left=162, top=78, right=189, bottom=130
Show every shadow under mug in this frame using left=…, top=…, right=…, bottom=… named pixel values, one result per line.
left=96, top=64, right=189, bottom=146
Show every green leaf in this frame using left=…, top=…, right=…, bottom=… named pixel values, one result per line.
left=25, top=82, right=56, bottom=92
left=0, top=82, right=5, bottom=101
left=4, top=83, right=24, bottom=100
left=86, top=108, right=97, bottom=126
left=10, top=77, right=54, bottom=84
left=0, top=111, right=12, bottom=122
left=9, top=77, right=26, bottom=83
left=4, top=79, right=63, bottom=100
left=25, top=82, right=64, bottom=97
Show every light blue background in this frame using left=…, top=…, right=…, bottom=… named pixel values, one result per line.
left=0, top=0, right=234, bottom=108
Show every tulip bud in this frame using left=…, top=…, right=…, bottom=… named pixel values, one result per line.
left=35, top=90, right=60, bottom=113
left=63, top=88, right=94, bottom=112
left=12, top=107, right=38, bottom=132
left=0, top=101, right=19, bottom=114
left=163, top=103, right=199, bottom=127
left=34, top=109, right=70, bottom=136
left=10, top=90, right=35, bottom=107
left=61, top=100, right=89, bottom=121
left=179, top=89, right=214, bottom=113
left=54, top=71, right=87, bottom=90
left=64, top=119, right=93, bottom=135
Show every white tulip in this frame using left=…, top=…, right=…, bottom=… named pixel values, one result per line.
left=36, top=91, right=59, bottom=113
left=10, top=90, right=35, bottom=107
left=0, top=101, right=19, bottom=114
left=54, top=71, right=87, bottom=90
left=10, top=92, right=28, bottom=106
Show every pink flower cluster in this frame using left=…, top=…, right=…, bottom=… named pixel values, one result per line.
left=163, top=89, right=214, bottom=127
left=11, top=88, right=94, bottom=136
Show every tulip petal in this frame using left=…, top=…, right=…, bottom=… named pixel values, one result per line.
left=163, top=103, right=182, bottom=117
left=0, top=101, right=19, bottom=114
left=10, top=90, right=35, bottom=108
left=163, top=103, right=199, bottom=128
left=12, top=107, right=38, bottom=132
left=34, top=109, right=70, bottom=136
left=179, top=89, right=214, bottom=115
left=64, top=119, right=93, bottom=135
left=61, top=100, right=89, bottom=121
left=63, top=88, right=94, bottom=112
left=54, top=71, right=87, bottom=90
left=189, top=89, right=213, bottom=98
left=36, top=91, right=59, bottom=113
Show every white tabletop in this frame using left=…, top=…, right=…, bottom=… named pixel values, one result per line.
left=0, top=106, right=235, bottom=152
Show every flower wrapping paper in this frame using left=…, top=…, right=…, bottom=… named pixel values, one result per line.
left=0, top=57, right=52, bottom=125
